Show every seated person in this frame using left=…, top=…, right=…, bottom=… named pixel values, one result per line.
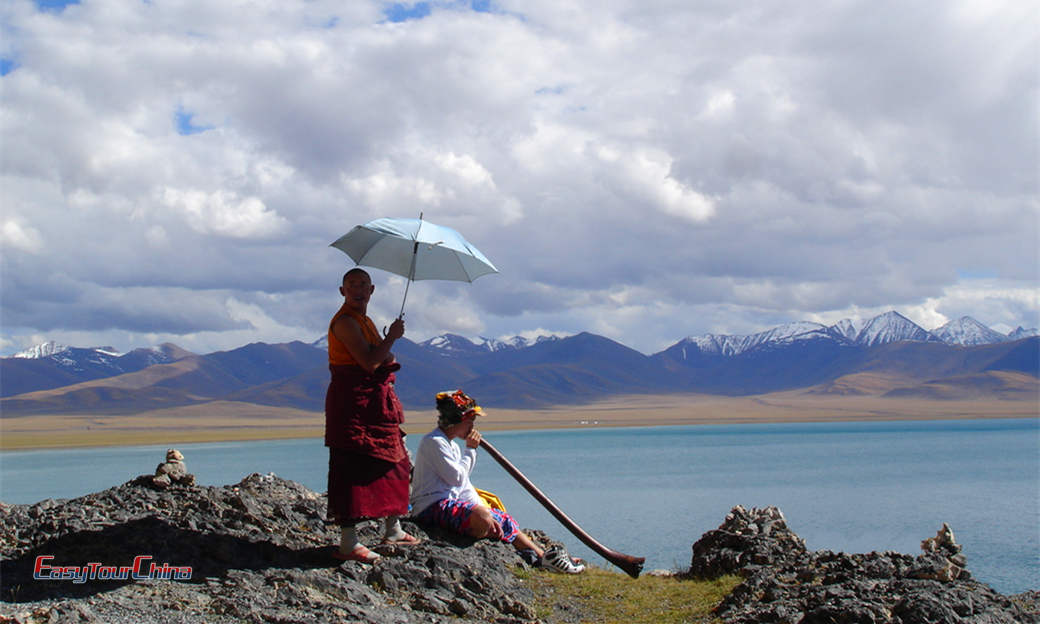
left=410, top=390, right=585, bottom=574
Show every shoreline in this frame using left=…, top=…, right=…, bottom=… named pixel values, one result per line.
left=2, top=392, right=1036, bottom=451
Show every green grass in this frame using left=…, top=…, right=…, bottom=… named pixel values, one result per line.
left=515, top=565, right=741, bottom=624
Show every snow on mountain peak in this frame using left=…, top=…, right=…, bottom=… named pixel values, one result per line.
left=931, top=316, right=1009, bottom=346
left=1008, top=326, right=1039, bottom=340
left=829, top=319, right=859, bottom=340
left=478, top=336, right=529, bottom=351
left=13, top=341, right=70, bottom=359
left=421, top=334, right=483, bottom=354
left=854, top=311, right=937, bottom=347
left=682, top=321, right=842, bottom=357
left=422, top=332, right=566, bottom=354
left=677, top=310, right=992, bottom=358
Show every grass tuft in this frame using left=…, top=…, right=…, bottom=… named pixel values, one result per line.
left=516, top=565, right=741, bottom=624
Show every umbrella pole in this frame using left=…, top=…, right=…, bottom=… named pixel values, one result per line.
left=398, top=240, right=419, bottom=319
left=398, top=279, right=411, bottom=319
left=397, top=214, right=424, bottom=319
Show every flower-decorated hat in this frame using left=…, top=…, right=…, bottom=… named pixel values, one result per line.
left=435, top=389, right=483, bottom=425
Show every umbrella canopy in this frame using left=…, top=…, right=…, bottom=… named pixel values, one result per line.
left=330, top=216, right=498, bottom=317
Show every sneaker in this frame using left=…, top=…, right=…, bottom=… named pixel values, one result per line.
left=539, top=546, right=585, bottom=574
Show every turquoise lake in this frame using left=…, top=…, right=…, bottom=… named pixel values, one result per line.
left=1, top=418, right=1036, bottom=594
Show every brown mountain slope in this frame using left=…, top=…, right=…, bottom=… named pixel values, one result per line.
left=882, top=371, right=1039, bottom=400
left=0, top=357, right=247, bottom=415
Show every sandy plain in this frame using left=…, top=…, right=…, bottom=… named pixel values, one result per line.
left=1, top=392, right=1036, bottom=450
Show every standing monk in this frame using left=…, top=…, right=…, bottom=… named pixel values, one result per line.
left=325, top=268, right=419, bottom=563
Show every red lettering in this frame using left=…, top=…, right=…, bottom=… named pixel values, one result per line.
left=33, top=555, right=53, bottom=578
left=132, top=555, right=152, bottom=579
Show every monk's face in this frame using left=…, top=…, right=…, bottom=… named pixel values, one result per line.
left=340, top=271, right=374, bottom=311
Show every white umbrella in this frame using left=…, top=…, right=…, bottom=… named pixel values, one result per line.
left=330, top=215, right=498, bottom=318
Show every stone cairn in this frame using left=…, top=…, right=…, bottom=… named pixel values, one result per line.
left=151, top=448, right=196, bottom=489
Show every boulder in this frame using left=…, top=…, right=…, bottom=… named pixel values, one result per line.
left=690, top=506, right=1037, bottom=624
left=0, top=473, right=549, bottom=623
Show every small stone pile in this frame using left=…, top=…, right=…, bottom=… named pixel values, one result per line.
left=688, top=505, right=1037, bottom=624
left=151, top=449, right=195, bottom=489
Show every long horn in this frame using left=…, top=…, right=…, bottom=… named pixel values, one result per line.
left=478, top=437, right=645, bottom=578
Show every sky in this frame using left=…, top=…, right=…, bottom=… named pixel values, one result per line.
left=1, top=0, right=1037, bottom=357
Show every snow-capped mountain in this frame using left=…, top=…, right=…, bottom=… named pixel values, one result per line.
left=420, top=334, right=490, bottom=355
left=854, top=311, right=940, bottom=347
left=12, top=343, right=124, bottom=368
left=931, top=316, right=1010, bottom=346
left=672, top=310, right=1029, bottom=359
left=420, top=333, right=564, bottom=354
left=684, top=321, right=846, bottom=357
left=13, top=340, right=73, bottom=359
left=1008, top=326, right=1039, bottom=340
left=1, top=342, right=190, bottom=397
left=479, top=334, right=563, bottom=351
left=830, top=319, right=859, bottom=341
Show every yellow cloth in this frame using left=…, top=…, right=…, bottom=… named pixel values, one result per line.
left=475, top=488, right=506, bottom=512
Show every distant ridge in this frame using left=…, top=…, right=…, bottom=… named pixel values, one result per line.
left=2, top=311, right=1036, bottom=411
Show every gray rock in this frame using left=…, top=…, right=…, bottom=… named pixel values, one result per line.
left=689, top=506, right=1037, bottom=624
left=0, top=472, right=546, bottom=623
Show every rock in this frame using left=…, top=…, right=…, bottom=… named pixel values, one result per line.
left=689, top=506, right=1037, bottom=624
left=0, top=472, right=553, bottom=623
left=151, top=448, right=195, bottom=489
left=688, top=505, right=807, bottom=578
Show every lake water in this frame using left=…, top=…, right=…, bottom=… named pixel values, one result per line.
left=1, top=418, right=1036, bottom=594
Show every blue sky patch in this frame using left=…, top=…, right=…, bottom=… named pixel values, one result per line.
left=36, top=0, right=80, bottom=12
left=384, top=2, right=431, bottom=23
left=174, top=107, right=213, bottom=135
left=0, top=58, right=16, bottom=76
left=383, top=1, right=497, bottom=23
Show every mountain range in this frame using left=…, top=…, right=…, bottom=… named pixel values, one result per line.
left=2, top=311, right=1036, bottom=414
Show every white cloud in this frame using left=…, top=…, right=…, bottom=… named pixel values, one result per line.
left=1, top=219, right=43, bottom=254
left=160, top=188, right=288, bottom=238
left=0, top=0, right=1035, bottom=356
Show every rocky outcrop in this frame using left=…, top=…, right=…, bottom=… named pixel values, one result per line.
left=2, top=470, right=1036, bottom=624
left=689, top=505, right=1038, bottom=624
left=0, top=472, right=551, bottom=623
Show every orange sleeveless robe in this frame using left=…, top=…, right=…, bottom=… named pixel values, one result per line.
left=324, top=304, right=409, bottom=523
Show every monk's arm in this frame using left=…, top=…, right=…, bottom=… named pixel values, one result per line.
left=332, top=316, right=398, bottom=373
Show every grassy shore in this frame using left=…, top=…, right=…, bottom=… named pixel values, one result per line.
left=518, top=565, right=741, bottom=624
left=1, top=391, right=1036, bottom=451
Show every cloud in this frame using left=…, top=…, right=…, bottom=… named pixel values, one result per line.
left=160, top=188, right=288, bottom=238
left=1, top=219, right=43, bottom=254
left=0, top=0, right=1035, bottom=357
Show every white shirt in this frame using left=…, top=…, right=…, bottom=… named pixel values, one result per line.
left=410, top=427, right=483, bottom=515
